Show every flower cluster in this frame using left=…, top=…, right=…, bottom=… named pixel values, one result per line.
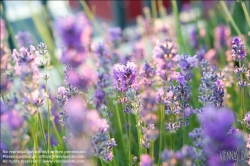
left=198, top=60, right=224, bottom=107
left=113, top=61, right=138, bottom=92
left=153, top=39, right=178, bottom=81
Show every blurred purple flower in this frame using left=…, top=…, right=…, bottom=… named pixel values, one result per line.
left=175, top=145, right=197, bottom=166
left=56, top=12, right=91, bottom=48
left=61, top=46, right=87, bottom=67
left=161, top=149, right=175, bottom=163
left=108, top=27, right=122, bottom=44
left=66, top=96, right=87, bottom=136
left=66, top=66, right=95, bottom=91
left=0, top=74, right=12, bottom=95
left=15, top=31, right=32, bottom=48
left=139, top=154, right=153, bottom=166
left=199, top=106, right=246, bottom=166
left=196, top=48, right=206, bottom=62
left=0, top=18, right=6, bottom=40
left=1, top=109, right=24, bottom=130
left=93, top=88, right=105, bottom=109
left=214, top=25, right=230, bottom=49
left=189, top=26, right=198, bottom=49
left=0, top=45, right=11, bottom=73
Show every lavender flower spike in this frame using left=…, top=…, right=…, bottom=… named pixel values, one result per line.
left=113, top=61, right=138, bottom=92
left=231, top=37, right=247, bottom=61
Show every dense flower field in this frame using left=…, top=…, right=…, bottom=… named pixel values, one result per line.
left=1, top=1, right=250, bottom=166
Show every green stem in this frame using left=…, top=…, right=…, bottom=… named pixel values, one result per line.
left=171, top=134, right=173, bottom=150
left=150, top=141, right=154, bottom=162
left=220, top=1, right=250, bottom=53
left=241, top=2, right=250, bottom=28
left=151, top=0, right=157, bottom=18
left=115, top=104, right=126, bottom=159
left=158, top=104, right=165, bottom=165
left=80, top=0, right=104, bottom=36
left=43, top=53, right=51, bottom=153
left=52, top=120, right=63, bottom=150
left=239, top=61, right=246, bottom=132
left=172, top=1, right=185, bottom=52
left=135, top=113, right=142, bottom=157
left=128, top=114, right=131, bottom=166
left=32, top=115, right=39, bottom=166
left=37, top=112, right=47, bottom=150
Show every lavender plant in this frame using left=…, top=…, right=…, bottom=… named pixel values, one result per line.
left=1, top=2, right=250, bottom=166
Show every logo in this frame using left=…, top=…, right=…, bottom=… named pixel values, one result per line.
left=220, top=147, right=249, bottom=165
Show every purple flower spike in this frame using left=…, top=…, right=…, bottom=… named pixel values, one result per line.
left=113, top=61, right=138, bottom=92
left=12, top=46, right=38, bottom=66
left=93, top=88, right=105, bottom=109
left=231, top=37, right=247, bottom=61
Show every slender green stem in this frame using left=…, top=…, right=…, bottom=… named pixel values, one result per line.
left=220, top=1, right=250, bottom=53
left=239, top=61, right=246, bottom=132
left=171, top=134, right=173, bottom=150
left=150, top=141, right=154, bottom=162
left=241, top=2, right=250, bottom=28
left=128, top=114, right=131, bottom=166
left=80, top=0, right=104, bottom=36
left=42, top=52, right=51, bottom=153
left=135, top=113, right=142, bottom=157
left=52, top=120, right=63, bottom=150
left=32, top=115, right=39, bottom=166
left=100, top=159, right=105, bottom=166
left=151, top=0, right=157, bottom=18
left=37, top=112, right=47, bottom=150
left=115, top=104, right=126, bottom=159
left=158, top=104, right=165, bottom=165
left=172, top=1, right=185, bottom=52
